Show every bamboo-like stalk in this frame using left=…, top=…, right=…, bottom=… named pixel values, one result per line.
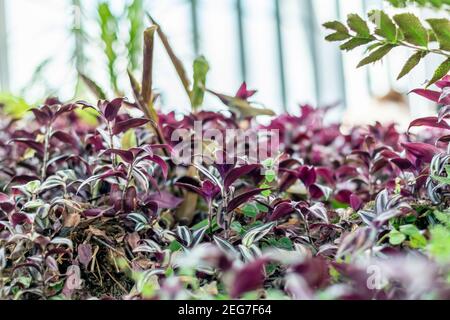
left=142, top=26, right=157, bottom=108
left=146, top=13, right=192, bottom=100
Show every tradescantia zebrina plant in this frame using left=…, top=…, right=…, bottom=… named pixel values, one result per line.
left=2, top=77, right=450, bottom=299
left=323, top=9, right=450, bottom=86
left=3, top=5, right=450, bottom=301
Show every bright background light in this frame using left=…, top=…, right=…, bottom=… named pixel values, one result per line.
left=0, top=0, right=446, bottom=127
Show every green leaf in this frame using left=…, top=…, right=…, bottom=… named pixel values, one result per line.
left=325, top=32, right=351, bottom=42
left=191, top=55, right=210, bottom=110
left=397, top=50, right=427, bottom=80
left=323, top=21, right=349, bottom=34
left=265, top=169, right=276, bottom=183
left=431, top=173, right=450, bottom=185
left=75, top=108, right=99, bottom=126
left=410, top=233, right=427, bottom=249
left=331, top=200, right=349, bottom=209
left=260, top=183, right=272, bottom=197
left=393, top=13, right=429, bottom=47
left=444, top=165, right=450, bottom=177
left=26, top=180, right=41, bottom=194
left=387, top=0, right=450, bottom=8
left=369, top=10, right=398, bottom=42
left=0, top=93, right=30, bottom=119
left=389, top=229, right=406, bottom=245
left=242, top=204, right=259, bottom=218
left=427, top=19, right=450, bottom=51
left=386, top=0, right=407, bottom=7
left=427, top=58, right=450, bottom=87
left=230, top=221, right=244, bottom=234
left=126, top=0, right=145, bottom=71
left=169, top=240, right=183, bottom=252
left=366, top=42, right=385, bottom=52
left=399, top=224, right=421, bottom=237
left=79, top=73, right=107, bottom=100
left=276, top=237, right=293, bottom=250
left=262, top=158, right=275, bottom=168
left=399, top=224, right=427, bottom=249
left=256, top=203, right=269, bottom=213
left=357, top=44, right=396, bottom=68
left=347, top=14, right=371, bottom=38
left=340, top=38, right=374, bottom=51
left=121, top=129, right=137, bottom=150
left=98, top=2, right=119, bottom=93
left=434, top=210, right=450, bottom=227
left=191, top=218, right=209, bottom=230
left=429, top=225, right=450, bottom=263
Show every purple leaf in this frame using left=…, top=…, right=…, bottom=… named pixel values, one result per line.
left=279, top=170, right=298, bottom=192
left=9, top=138, right=44, bottom=154
left=147, top=154, right=169, bottom=179
left=350, top=194, right=363, bottom=211
left=408, top=117, right=450, bottom=133
left=44, top=97, right=61, bottom=105
left=123, top=186, right=137, bottom=212
left=297, top=166, right=316, bottom=188
left=411, top=89, right=450, bottom=105
left=30, top=107, right=52, bottom=125
left=436, top=75, right=450, bottom=89
left=54, top=103, right=77, bottom=118
left=235, top=82, right=257, bottom=100
left=77, top=244, right=92, bottom=268
left=201, top=180, right=221, bottom=201
left=309, top=184, right=326, bottom=199
left=0, top=192, right=14, bottom=212
left=390, top=158, right=413, bottom=170
left=10, top=212, right=29, bottom=226
left=175, top=177, right=220, bottom=202
left=175, top=177, right=203, bottom=195
left=267, top=201, right=294, bottom=221
left=103, top=98, right=124, bottom=121
left=224, top=164, right=261, bottom=190
left=8, top=175, right=39, bottom=186
left=315, top=167, right=335, bottom=185
left=335, top=190, right=352, bottom=204
left=112, top=118, right=149, bottom=135
left=51, top=130, right=78, bottom=147
left=410, top=89, right=441, bottom=103
left=145, top=191, right=183, bottom=209
left=401, top=142, right=439, bottom=163
left=291, top=257, right=331, bottom=289
left=227, top=188, right=269, bottom=213
left=101, top=149, right=135, bottom=163
left=82, top=208, right=103, bottom=217
left=230, top=259, right=267, bottom=298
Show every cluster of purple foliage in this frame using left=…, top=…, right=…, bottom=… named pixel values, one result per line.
left=0, top=78, right=450, bottom=300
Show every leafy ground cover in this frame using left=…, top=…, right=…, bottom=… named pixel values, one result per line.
left=1, top=1, right=450, bottom=300
left=1, top=77, right=450, bottom=300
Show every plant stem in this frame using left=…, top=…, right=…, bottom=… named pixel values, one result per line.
left=122, top=162, right=134, bottom=202
left=107, top=121, right=117, bottom=167
left=397, top=41, right=450, bottom=58
left=208, top=200, right=213, bottom=234
left=40, top=125, right=51, bottom=181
